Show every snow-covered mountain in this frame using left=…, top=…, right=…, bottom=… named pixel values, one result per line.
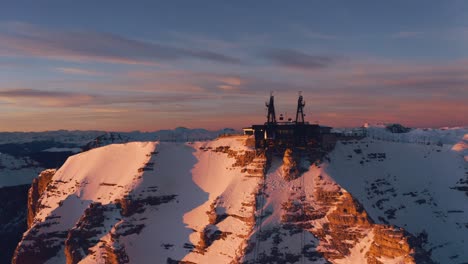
left=0, top=128, right=236, bottom=188
left=0, top=128, right=236, bottom=263
left=0, top=131, right=105, bottom=145
left=12, top=127, right=467, bottom=263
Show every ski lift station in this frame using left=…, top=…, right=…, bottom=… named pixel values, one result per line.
left=243, top=93, right=336, bottom=151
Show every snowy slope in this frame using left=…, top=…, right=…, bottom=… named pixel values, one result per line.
left=14, top=142, right=158, bottom=263
left=116, top=136, right=262, bottom=264
left=241, top=156, right=330, bottom=264
left=326, top=137, right=467, bottom=263
left=13, top=128, right=466, bottom=263
left=14, top=136, right=264, bottom=264
left=33, top=142, right=158, bottom=223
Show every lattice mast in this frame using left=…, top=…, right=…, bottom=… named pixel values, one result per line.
left=266, top=92, right=277, bottom=124
left=295, top=91, right=305, bottom=124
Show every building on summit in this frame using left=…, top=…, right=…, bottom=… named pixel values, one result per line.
left=243, top=92, right=335, bottom=151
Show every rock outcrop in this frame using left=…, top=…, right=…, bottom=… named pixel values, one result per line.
left=280, top=172, right=433, bottom=264
left=27, top=169, right=56, bottom=227
left=64, top=202, right=110, bottom=264
left=366, top=225, right=433, bottom=264
left=117, top=194, right=177, bottom=217
left=282, top=148, right=301, bottom=181
left=313, top=190, right=373, bottom=260
left=13, top=226, right=68, bottom=264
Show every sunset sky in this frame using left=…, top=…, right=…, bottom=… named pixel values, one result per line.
left=0, top=1, right=467, bottom=131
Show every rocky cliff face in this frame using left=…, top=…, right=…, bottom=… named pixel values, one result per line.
left=13, top=135, right=465, bottom=263
left=0, top=169, right=57, bottom=264
left=64, top=202, right=114, bottom=264
left=366, top=225, right=431, bottom=264
left=27, top=169, right=56, bottom=227
left=313, top=187, right=431, bottom=263
left=241, top=149, right=433, bottom=264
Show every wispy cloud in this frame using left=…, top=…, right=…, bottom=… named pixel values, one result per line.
left=263, top=49, right=336, bottom=70
left=1, top=49, right=467, bottom=129
left=0, top=88, right=95, bottom=107
left=111, top=70, right=249, bottom=93
left=55, top=67, right=103, bottom=76
left=338, top=59, right=468, bottom=98
left=0, top=86, right=222, bottom=108
left=0, top=22, right=242, bottom=65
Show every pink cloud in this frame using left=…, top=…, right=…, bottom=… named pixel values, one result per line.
left=55, top=67, right=104, bottom=76
left=0, top=88, right=95, bottom=107
left=0, top=22, right=241, bottom=65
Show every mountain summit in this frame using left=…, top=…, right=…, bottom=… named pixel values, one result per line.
left=12, top=127, right=468, bottom=263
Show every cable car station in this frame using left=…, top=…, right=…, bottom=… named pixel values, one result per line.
left=243, top=93, right=335, bottom=151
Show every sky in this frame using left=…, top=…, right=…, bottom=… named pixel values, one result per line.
left=0, top=0, right=467, bottom=132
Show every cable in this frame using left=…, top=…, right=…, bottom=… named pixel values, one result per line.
left=254, top=168, right=265, bottom=263
left=299, top=155, right=307, bottom=264
left=253, top=152, right=268, bottom=263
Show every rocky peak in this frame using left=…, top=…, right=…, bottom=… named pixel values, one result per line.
left=282, top=148, right=309, bottom=181
left=282, top=149, right=299, bottom=181
left=12, top=136, right=454, bottom=263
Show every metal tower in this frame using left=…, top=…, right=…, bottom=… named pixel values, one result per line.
left=295, top=91, right=305, bottom=124
left=266, top=92, right=277, bottom=124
